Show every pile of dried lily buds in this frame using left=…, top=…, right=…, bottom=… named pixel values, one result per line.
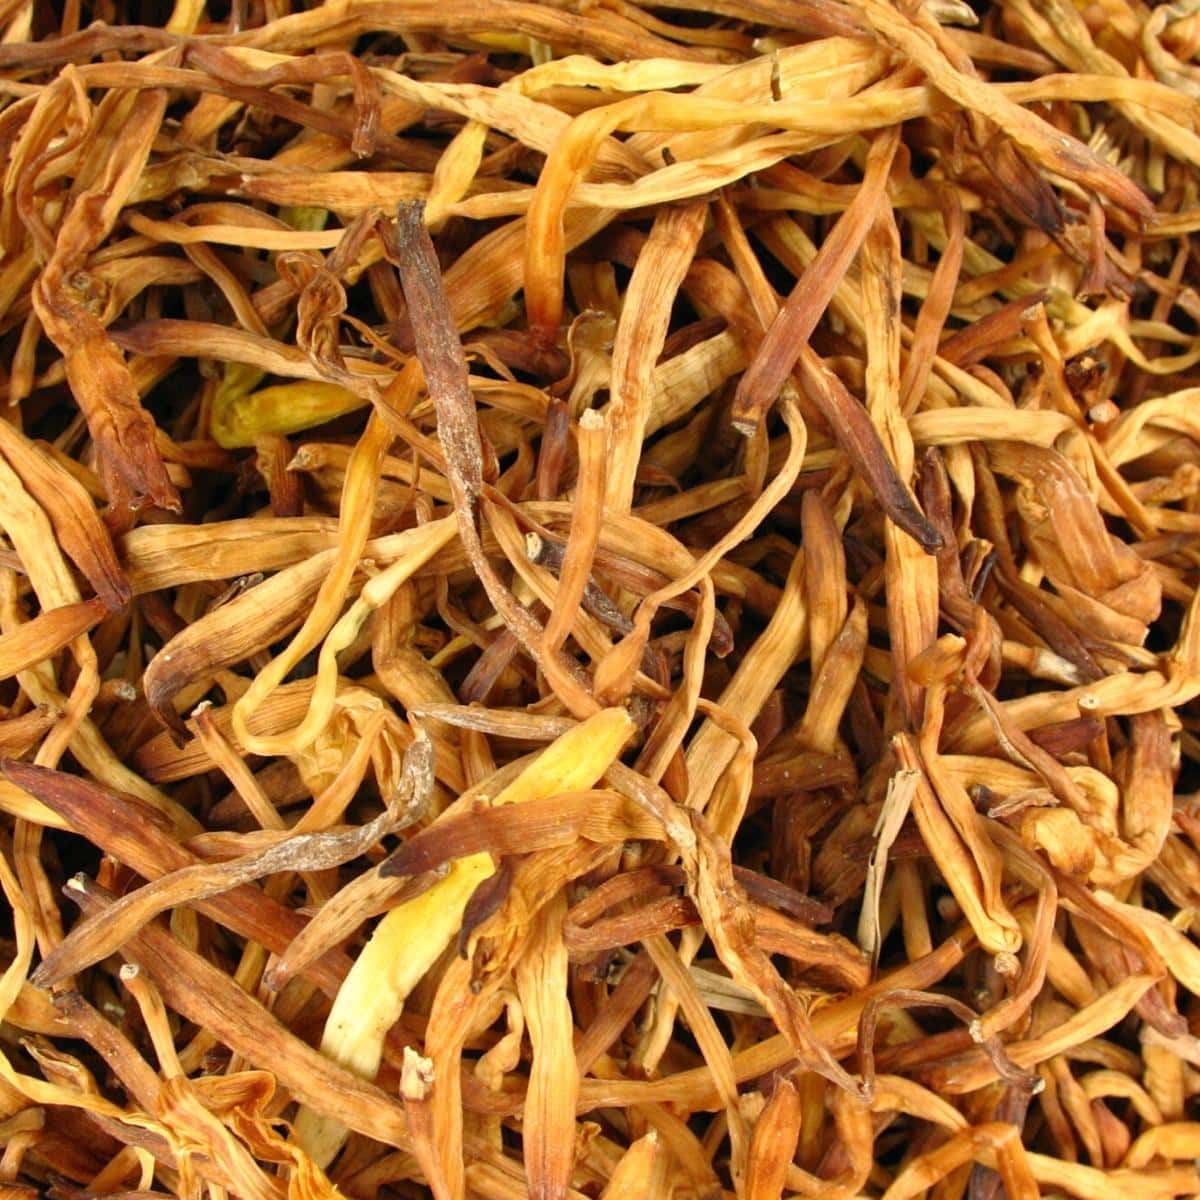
left=3, top=0, right=1200, bottom=1197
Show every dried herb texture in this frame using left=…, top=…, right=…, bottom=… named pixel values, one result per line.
left=0, top=3, right=1198, bottom=1200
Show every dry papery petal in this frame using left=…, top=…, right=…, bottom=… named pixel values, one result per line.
left=0, top=2, right=1199, bottom=1199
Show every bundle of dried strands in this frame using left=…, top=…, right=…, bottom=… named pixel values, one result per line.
left=2, top=0, right=1200, bottom=1197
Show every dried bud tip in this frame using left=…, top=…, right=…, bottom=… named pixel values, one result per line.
left=401, top=1047, right=435, bottom=1101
